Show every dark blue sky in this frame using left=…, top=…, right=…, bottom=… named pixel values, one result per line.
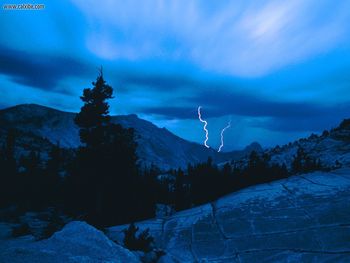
left=1, top=0, right=350, bottom=150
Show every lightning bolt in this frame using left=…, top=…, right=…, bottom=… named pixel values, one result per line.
left=197, top=106, right=210, bottom=148
left=218, top=120, right=231, bottom=152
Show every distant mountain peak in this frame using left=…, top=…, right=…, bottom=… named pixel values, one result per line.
left=244, top=141, right=263, bottom=152
left=1, top=103, right=70, bottom=116
left=7, top=103, right=54, bottom=111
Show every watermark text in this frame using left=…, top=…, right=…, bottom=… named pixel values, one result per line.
left=3, top=3, right=45, bottom=10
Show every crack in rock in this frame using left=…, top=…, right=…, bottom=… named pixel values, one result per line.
left=210, top=202, right=229, bottom=240
left=281, top=183, right=313, bottom=221
left=161, top=218, right=165, bottom=238
left=280, top=182, right=325, bottom=249
left=298, top=175, right=335, bottom=187
left=237, top=248, right=350, bottom=255
left=224, top=222, right=350, bottom=239
left=190, top=224, right=200, bottom=262
left=210, top=202, right=242, bottom=263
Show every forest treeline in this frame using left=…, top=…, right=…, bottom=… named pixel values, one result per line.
left=0, top=71, right=325, bottom=227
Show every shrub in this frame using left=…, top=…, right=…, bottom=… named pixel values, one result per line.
left=12, top=222, right=31, bottom=237
left=292, top=147, right=322, bottom=174
left=123, top=223, right=154, bottom=252
left=40, top=213, right=65, bottom=240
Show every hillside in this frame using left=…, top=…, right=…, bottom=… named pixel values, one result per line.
left=0, top=104, right=261, bottom=170
left=266, top=119, right=350, bottom=170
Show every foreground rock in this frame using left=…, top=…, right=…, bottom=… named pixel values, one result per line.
left=0, top=221, right=140, bottom=263
left=108, top=168, right=350, bottom=262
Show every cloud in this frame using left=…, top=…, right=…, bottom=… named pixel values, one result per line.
left=142, top=106, right=197, bottom=119
left=141, top=89, right=327, bottom=118
left=1, top=0, right=350, bottom=148
left=109, top=69, right=197, bottom=92
left=188, top=90, right=333, bottom=118
left=71, top=0, right=350, bottom=76
left=254, top=115, right=346, bottom=132
left=140, top=88, right=350, bottom=132
left=0, top=45, right=91, bottom=91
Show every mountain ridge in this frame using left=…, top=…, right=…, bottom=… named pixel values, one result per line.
left=0, top=104, right=262, bottom=170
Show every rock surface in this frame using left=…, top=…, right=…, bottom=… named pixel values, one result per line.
left=0, top=221, right=140, bottom=263
left=108, top=168, right=350, bottom=262
left=266, top=120, right=350, bottom=170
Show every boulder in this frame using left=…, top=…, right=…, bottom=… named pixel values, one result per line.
left=0, top=221, right=140, bottom=263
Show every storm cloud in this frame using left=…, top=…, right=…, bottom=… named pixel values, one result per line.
left=1, top=0, right=350, bottom=149
left=0, top=45, right=91, bottom=91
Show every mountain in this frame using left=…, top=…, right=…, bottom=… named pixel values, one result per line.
left=0, top=104, right=261, bottom=170
left=107, top=168, right=350, bottom=262
left=265, top=119, right=350, bottom=170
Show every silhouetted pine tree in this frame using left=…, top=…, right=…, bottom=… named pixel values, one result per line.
left=189, top=157, right=223, bottom=205
left=174, top=169, right=188, bottom=211
left=19, top=150, right=44, bottom=209
left=45, top=142, right=63, bottom=205
left=292, top=147, right=321, bottom=174
left=67, top=69, right=144, bottom=226
left=74, top=68, right=113, bottom=148
left=46, top=143, right=63, bottom=176
left=20, top=151, right=41, bottom=176
left=0, top=130, right=17, bottom=207
left=292, top=147, right=306, bottom=173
